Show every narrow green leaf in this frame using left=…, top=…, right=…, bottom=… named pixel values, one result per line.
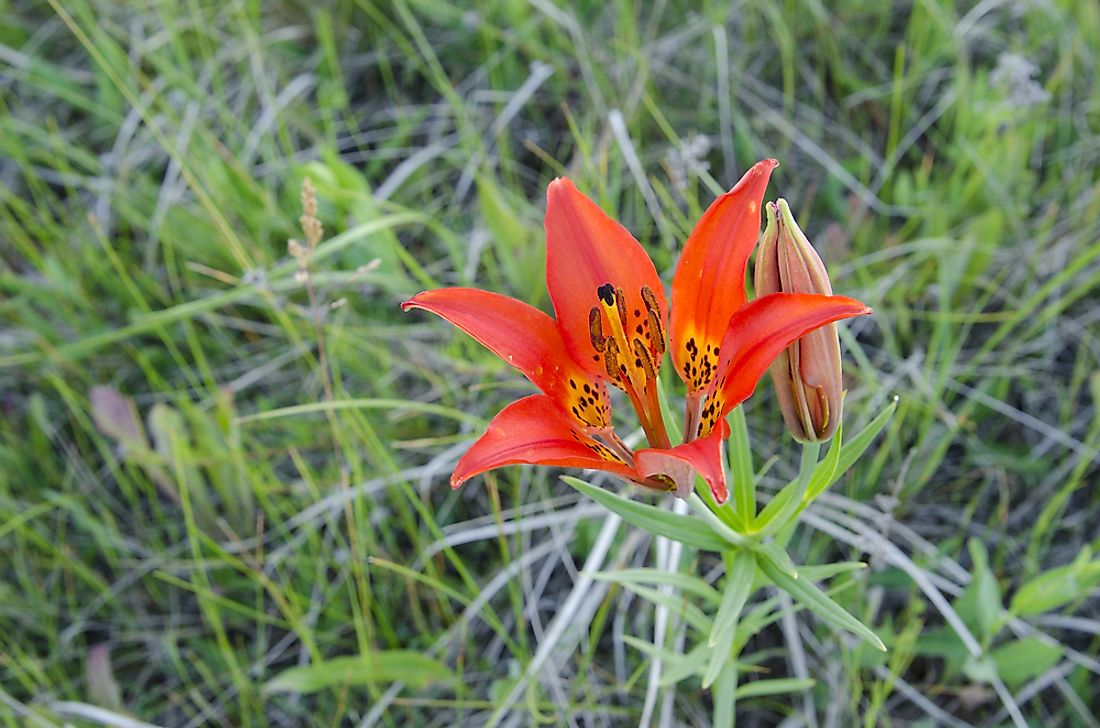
left=621, top=636, right=720, bottom=688
left=808, top=397, right=897, bottom=500
left=805, top=419, right=843, bottom=501
left=591, top=568, right=721, bottom=605
left=754, top=440, right=819, bottom=536
left=752, top=479, right=799, bottom=530
left=614, top=583, right=712, bottom=634
left=728, top=405, right=755, bottom=528
left=756, top=549, right=886, bottom=651
left=735, top=677, right=816, bottom=699
left=563, top=477, right=730, bottom=551
left=264, top=651, right=451, bottom=694
left=703, top=551, right=756, bottom=688
left=657, top=643, right=713, bottom=687
left=796, top=562, right=867, bottom=581
left=752, top=542, right=797, bottom=579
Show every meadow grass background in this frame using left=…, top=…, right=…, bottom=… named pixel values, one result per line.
left=2, top=1, right=1100, bottom=725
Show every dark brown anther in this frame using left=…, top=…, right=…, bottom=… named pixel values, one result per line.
left=641, top=286, right=665, bottom=356
left=603, top=337, right=622, bottom=381
left=633, top=338, right=656, bottom=381
left=588, top=307, right=606, bottom=352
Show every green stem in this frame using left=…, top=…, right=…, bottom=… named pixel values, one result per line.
left=713, top=661, right=738, bottom=728
left=688, top=494, right=749, bottom=547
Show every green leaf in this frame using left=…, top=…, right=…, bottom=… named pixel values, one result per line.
left=703, top=551, right=756, bottom=688
left=752, top=480, right=799, bottom=531
left=756, top=549, right=885, bottom=651
left=264, top=651, right=451, bottom=694
left=727, top=405, right=755, bottom=528
left=796, top=562, right=867, bottom=581
left=621, top=636, right=712, bottom=687
left=990, top=638, right=1064, bottom=687
left=805, top=419, right=843, bottom=501
left=657, top=643, right=713, bottom=687
left=754, top=440, right=820, bottom=536
left=563, top=477, right=731, bottom=551
left=590, top=568, right=721, bottom=605
left=752, top=542, right=798, bottom=579
left=962, top=654, right=998, bottom=684
left=807, top=397, right=897, bottom=501
left=613, top=583, right=712, bottom=634
left=735, top=677, right=816, bottom=699
left=1010, top=547, right=1100, bottom=617
left=953, top=539, right=1003, bottom=640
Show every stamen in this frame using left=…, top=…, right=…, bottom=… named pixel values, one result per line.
left=633, top=338, right=656, bottom=382
left=588, top=308, right=606, bottom=352
left=641, top=286, right=665, bottom=357
left=595, top=431, right=635, bottom=465
left=603, top=337, right=622, bottom=380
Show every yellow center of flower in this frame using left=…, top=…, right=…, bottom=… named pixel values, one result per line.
left=587, top=284, right=670, bottom=449
left=588, top=284, right=664, bottom=392
left=564, top=375, right=612, bottom=430
left=680, top=335, right=719, bottom=392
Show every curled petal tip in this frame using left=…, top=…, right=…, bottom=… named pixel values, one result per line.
left=400, top=292, right=427, bottom=312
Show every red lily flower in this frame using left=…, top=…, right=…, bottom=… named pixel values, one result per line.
left=402, top=161, right=870, bottom=503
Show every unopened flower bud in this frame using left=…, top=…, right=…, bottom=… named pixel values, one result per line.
left=755, top=199, right=844, bottom=442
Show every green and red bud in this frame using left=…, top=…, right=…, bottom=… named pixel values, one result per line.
left=754, top=199, right=845, bottom=442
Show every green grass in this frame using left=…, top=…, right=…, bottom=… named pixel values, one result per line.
left=2, top=0, right=1099, bottom=725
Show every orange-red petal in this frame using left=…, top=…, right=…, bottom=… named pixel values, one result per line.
left=545, top=178, right=668, bottom=378
left=402, top=288, right=612, bottom=430
left=671, top=159, right=777, bottom=394
left=702, top=293, right=870, bottom=435
left=451, top=394, right=639, bottom=488
left=635, top=421, right=730, bottom=503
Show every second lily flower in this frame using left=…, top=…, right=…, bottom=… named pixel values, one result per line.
left=402, top=160, right=870, bottom=503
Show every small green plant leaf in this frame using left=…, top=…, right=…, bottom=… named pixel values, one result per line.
left=264, top=651, right=451, bottom=694
left=953, top=539, right=1003, bottom=640
left=703, top=550, right=756, bottom=688
left=962, top=654, right=998, bottom=684
left=735, top=677, right=816, bottom=699
left=989, top=638, right=1063, bottom=687
left=563, top=477, right=731, bottom=551
left=1009, top=547, right=1100, bottom=617
left=756, top=549, right=885, bottom=651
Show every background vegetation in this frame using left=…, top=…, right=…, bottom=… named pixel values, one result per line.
left=2, top=0, right=1099, bottom=725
